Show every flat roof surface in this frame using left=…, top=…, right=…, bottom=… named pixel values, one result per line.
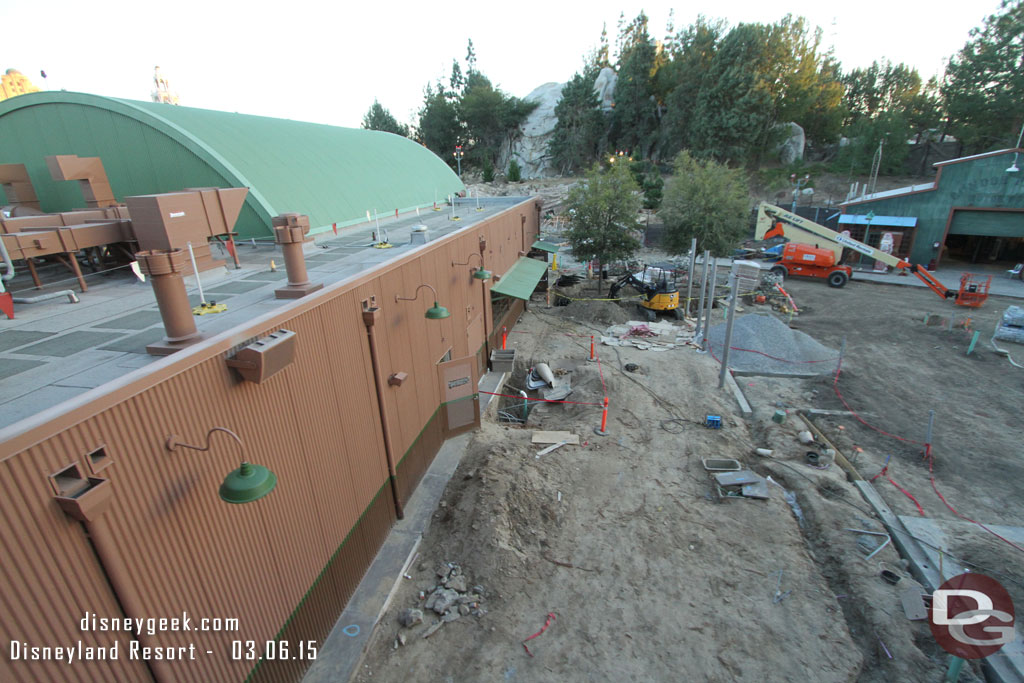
left=0, top=197, right=527, bottom=433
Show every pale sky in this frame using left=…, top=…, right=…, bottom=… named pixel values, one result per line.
left=1, top=0, right=1004, bottom=131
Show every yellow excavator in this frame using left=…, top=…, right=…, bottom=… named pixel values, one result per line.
left=608, top=264, right=683, bottom=321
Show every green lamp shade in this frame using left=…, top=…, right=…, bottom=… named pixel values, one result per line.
left=425, top=301, right=450, bottom=319
left=220, top=461, right=277, bottom=504
left=473, top=267, right=492, bottom=281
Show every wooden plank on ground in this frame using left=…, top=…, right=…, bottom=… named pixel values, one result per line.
left=532, top=431, right=580, bottom=445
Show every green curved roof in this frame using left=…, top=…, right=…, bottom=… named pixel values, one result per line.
left=0, top=92, right=463, bottom=238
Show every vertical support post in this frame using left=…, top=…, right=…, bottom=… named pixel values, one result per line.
left=694, top=251, right=710, bottom=339
left=363, top=300, right=404, bottom=520
left=186, top=242, right=205, bottom=305
left=718, top=273, right=739, bottom=389
left=594, top=397, right=609, bottom=436
left=686, top=238, right=697, bottom=317
left=925, top=409, right=935, bottom=457
left=702, top=260, right=718, bottom=349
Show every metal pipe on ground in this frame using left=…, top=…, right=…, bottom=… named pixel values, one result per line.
left=13, top=290, right=79, bottom=305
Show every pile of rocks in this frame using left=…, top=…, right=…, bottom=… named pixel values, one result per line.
left=395, top=562, right=486, bottom=645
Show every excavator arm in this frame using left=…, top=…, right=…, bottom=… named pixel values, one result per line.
left=756, top=202, right=955, bottom=299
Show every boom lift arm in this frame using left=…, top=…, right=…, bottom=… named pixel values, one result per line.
left=756, top=202, right=954, bottom=300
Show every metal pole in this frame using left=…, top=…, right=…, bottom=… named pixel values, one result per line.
left=719, top=273, right=739, bottom=389
left=686, top=238, right=696, bottom=317
left=186, top=241, right=205, bottom=304
left=703, top=260, right=718, bottom=349
left=694, top=250, right=710, bottom=339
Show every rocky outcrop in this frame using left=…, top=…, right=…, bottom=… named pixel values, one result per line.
left=775, top=122, right=805, bottom=164
left=501, top=68, right=618, bottom=179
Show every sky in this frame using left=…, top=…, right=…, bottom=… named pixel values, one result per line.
left=1, top=0, right=1005, bottom=131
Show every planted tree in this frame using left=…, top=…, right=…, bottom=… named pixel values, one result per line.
left=660, top=151, right=749, bottom=256
left=565, top=163, right=643, bottom=292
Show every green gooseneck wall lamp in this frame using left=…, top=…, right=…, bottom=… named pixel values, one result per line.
left=166, top=427, right=277, bottom=504
left=451, top=253, right=492, bottom=282
left=395, top=283, right=450, bottom=320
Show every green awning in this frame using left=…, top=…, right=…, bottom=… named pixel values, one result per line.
left=532, top=240, right=560, bottom=253
left=491, top=257, right=547, bottom=301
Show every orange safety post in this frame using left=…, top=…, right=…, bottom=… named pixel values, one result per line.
left=502, top=326, right=507, bottom=350
left=595, top=397, right=609, bottom=436
left=589, top=335, right=596, bottom=362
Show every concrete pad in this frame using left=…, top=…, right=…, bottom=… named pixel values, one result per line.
left=93, top=311, right=164, bottom=330
left=243, top=271, right=289, bottom=281
left=0, top=385, right=88, bottom=425
left=0, top=358, right=47, bottom=380
left=0, top=330, right=56, bottom=352
left=99, top=329, right=169, bottom=353
left=17, top=331, right=124, bottom=357
left=202, top=280, right=269, bottom=295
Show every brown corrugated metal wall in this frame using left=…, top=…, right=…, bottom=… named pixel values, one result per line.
left=0, top=200, right=540, bottom=683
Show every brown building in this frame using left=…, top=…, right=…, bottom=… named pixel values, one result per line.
left=0, top=110, right=542, bottom=681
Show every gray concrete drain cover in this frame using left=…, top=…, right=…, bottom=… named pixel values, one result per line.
left=93, top=311, right=164, bottom=330
left=0, top=358, right=46, bottom=380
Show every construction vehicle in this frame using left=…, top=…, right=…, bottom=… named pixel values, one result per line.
left=754, top=202, right=991, bottom=306
left=608, top=263, right=683, bottom=321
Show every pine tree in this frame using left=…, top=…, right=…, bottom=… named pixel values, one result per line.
left=548, top=72, right=604, bottom=173
left=361, top=99, right=410, bottom=137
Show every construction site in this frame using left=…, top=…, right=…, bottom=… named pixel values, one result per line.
left=1, top=90, right=1023, bottom=683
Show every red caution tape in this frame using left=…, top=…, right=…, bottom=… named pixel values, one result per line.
left=522, top=612, right=556, bottom=657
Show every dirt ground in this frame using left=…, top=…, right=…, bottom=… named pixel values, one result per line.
left=353, top=271, right=1022, bottom=682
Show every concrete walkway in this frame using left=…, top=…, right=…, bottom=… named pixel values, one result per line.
left=302, top=368, right=508, bottom=683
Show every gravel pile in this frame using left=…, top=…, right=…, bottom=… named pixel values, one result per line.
left=707, top=314, right=838, bottom=376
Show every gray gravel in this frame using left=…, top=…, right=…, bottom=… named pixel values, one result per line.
left=707, top=314, right=838, bottom=376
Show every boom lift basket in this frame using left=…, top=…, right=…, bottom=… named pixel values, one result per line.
left=955, top=273, right=991, bottom=308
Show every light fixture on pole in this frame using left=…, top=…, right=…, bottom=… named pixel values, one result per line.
left=451, top=253, right=492, bottom=281
left=165, top=427, right=277, bottom=504
left=395, top=283, right=450, bottom=319
left=1006, top=121, right=1024, bottom=173
left=453, top=145, right=464, bottom=179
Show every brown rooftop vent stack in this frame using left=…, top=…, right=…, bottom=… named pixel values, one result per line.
left=136, top=249, right=205, bottom=356
left=126, top=188, right=248, bottom=275
left=45, top=154, right=117, bottom=208
left=0, top=163, right=42, bottom=211
left=273, top=213, right=322, bottom=298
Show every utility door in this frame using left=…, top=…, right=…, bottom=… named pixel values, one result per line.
left=437, top=355, right=479, bottom=436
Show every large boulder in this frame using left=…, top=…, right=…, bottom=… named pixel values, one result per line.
left=593, top=67, right=617, bottom=112
left=500, top=69, right=618, bottom=179
left=500, top=82, right=563, bottom=179
left=775, top=122, right=805, bottom=164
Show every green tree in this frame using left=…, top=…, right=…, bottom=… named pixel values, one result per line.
left=657, top=16, right=724, bottom=158
left=459, top=71, right=537, bottom=169
left=416, top=83, right=461, bottom=168
left=361, top=99, right=410, bottom=137
left=834, top=111, right=912, bottom=176
left=688, top=23, right=774, bottom=163
left=548, top=71, right=604, bottom=173
left=942, top=0, right=1024, bottom=151
left=842, top=60, right=924, bottom=124
left=565, top=163, right=643, bottom=292
left=659, top=151, right=749, bottom=256
left=610, top=12, right=659, bottom=155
